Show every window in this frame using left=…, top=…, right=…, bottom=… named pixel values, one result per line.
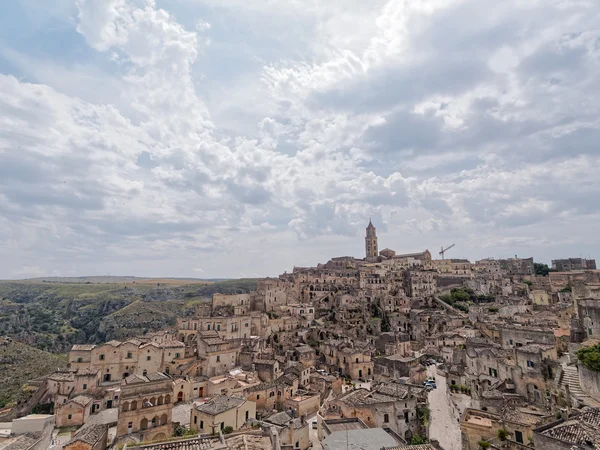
left=77, top=357, right=83, bottom=363
left=207, top=324, right=211, bottom=330
left=356, top=358, right=359, bottom=363
left=515, top=431, right=523, bottom=444
left=126, top=352, right=132, bottom=359
left=217, top=324, right=221, bottom=331
left=404, top=411, right=409, bottom=423
left=83, top=384, right=87, bottom=390
left=509, top=339, right=513, bottom=345
left=175, top=353, right=180, bottom=358
left=270, top=392, right=275, bottom=397
left=147, top=356, right=151, bottom=361
left=216, top=355, right=220, bottom=362
left=246, top=410, right=249, bottom=421
left=384, top=413, right=389, bottom=423
left=220, top=422, right=224, bottom=430
left=99, top=354, right=105, bottom=361
left=257, top=395, right=260, bottom=399
left=527, top=360, right=535, bottom=368
left=200, top=420, right=204, bottom=429
left=245, top=323, right=249, bottom=327
left=68, top=414, right=72, bottom=420
left=194, top=416, right=197, bottom=424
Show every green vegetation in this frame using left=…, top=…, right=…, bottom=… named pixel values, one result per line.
left=488, top=307, right=499, bottom=313
left=0, top=339, right=67, bottom=408
left=523, top=280, right=533, bottom=287
left=222, top=426, right=234, bottom=435
left=417, top=405, right=430, bottom=427
left=497, top=428, right=509, bottom=441
left=440, top=287, right=495, bottom=313
left=0, top=279, right=259, bottom=352
left=576, top=343, right=600, bottom=372
left=478, top=440, right=491, bottom=449
left=534, top=263, right=555, bottom=277
left=411, top=435, right=429, bottom=445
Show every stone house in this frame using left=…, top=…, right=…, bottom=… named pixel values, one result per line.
left=374, top=355, right=421, bottom=383
left=197, top=332, right=241, bottom=377
left=263, top=411, right=310, bottom=450
left=254, top=359, right=282, bottom=382
left=499, top=326, right=556, bottom=349
left=329, top=383, right=425, bottom=443
left=190, top=395, right=256, bottom=434
left=117, top=372, right=173, bottom=442
left=55, top=395, right=93, bottom=427
left=461, top=407, right=553, bottom=450
left=533, top=408, right=600, bottom=450
left=62, top=424, right=108, bottom=450
left=283, top=390, right=320, bottom=417
left=374, top=333, right=411, bottom=357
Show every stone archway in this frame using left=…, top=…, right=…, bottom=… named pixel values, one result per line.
left=177, top=391, right=184, bottom=403
left=153, top=433, right=167, bottom=441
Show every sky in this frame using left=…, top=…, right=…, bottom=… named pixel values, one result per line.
left=1, top=0, right=599, bottom=279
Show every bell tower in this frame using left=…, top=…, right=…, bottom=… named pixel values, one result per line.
left=365, top=219, right=378, bottom=261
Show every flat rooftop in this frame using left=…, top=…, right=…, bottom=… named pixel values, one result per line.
left=324, top=418, right=368, bottom=433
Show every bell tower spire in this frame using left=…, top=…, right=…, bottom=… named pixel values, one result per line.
left=365, top=220, right=378, bottom=261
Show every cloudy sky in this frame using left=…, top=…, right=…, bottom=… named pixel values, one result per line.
left=1, top=0, right=599, bottom=279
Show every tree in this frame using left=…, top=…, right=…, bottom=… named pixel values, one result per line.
left=534, top=263, right=554, bottom=277
left=576, top=343, right=600, bottom=372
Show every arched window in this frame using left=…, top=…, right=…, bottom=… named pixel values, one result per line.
left=140, top=418, right=148, bottom=430
left=165, top=394, right=171, bottom=404
left=122, top=401, right=130, bottom=412
left=157, top=396, right=164, bottom=406
left=131, top=400, right=137, bottom=411
left=160, top=413, right=168, bottom=425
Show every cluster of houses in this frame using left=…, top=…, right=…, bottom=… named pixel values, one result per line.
left=2, top=223, right=600, bottom=450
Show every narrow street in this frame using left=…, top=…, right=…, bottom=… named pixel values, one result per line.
left=427, top=365, right=462, bottom=450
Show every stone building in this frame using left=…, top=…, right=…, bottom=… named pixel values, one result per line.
left=62, top=424, right=108, bottom=450
left=533, top=408, right=600, bottom=450
left=197, top=331, right=241, bottom=377
left=329, top=382, right=426, bottom=442
left=117, top=372, right=173, bottom=442
left=55, top=395, right=94, bottom=427
left=552, top=258, right=597, bottom=271
left=190, top=395, right=256, bottom=434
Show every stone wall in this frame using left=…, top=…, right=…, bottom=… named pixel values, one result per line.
left=578, top=364, right=600, bottom=401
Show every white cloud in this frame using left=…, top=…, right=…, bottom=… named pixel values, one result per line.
left=0, top=0, right=599, bottom=277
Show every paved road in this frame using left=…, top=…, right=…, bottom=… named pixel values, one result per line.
left=427, top=365, right=462, bottom=450
left=307, top=413, right=322, bottom=450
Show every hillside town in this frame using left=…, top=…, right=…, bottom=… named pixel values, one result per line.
left=1, top=222, right=600, bottom=450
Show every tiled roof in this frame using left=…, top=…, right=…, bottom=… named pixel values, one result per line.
left=541, top=408, right=600, bottom=447
left=70, top=395, right=94, bottom=407
left=124, top=372, right=170, bottom=385
left=264, top=411, right=293, bottom=426
left=2, top=433, right=41, bottom=450
left=194, top=395, right=245, bottom=415
left=71, top=344, right=95, bottom=351
left=68, top=424, right=108, bottom=445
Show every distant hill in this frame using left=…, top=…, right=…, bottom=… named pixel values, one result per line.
left=0, top=338, right=67, bottom=408
left=0, top=278, right=260, bottom=353
left=7, top=276, right=229, bottom=284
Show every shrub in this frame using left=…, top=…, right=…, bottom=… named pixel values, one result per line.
left=497, top=428, right=509, bottom=441
left=576, top=343, right=600, bottom=372
left=478, top=440, right=491, bottom=449
left=222, top=426, right=234, bottom=435
left=411, top=435, right=428, bottom=445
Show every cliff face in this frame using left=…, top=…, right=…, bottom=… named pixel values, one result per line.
left=0, top=338, right=67, bottom=409
left=0, top=279, right=259, bottom=353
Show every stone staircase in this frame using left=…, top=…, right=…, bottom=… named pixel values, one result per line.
left=558, top=364, right=600, bottom=408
